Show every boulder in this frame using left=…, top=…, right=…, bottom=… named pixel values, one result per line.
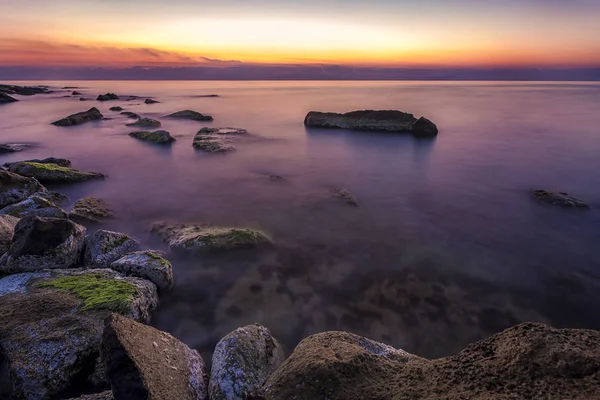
left=0, top=215, right=18, bottom=255
left=144, top=98, right=159, bottom=104
left=4, top=157, right=72, bottom=168
left=0, top=216, right=86, bottom=273
left=0, top=269, right=158, bottom=400
left=210, top=324, right=285, bottom=400
left=120, top=111, right=140, bottom=119
left=97, top=93, right=119, bottom=101
left=109, top=106, right=123, bottom=111
left=84, top=230, right=139, bottom=268
left=101, top=314, right=208, bottom=400
left=69, top=197, right=114, bottom=224
left=37, top=190, right=70, bottom=206
left=126, top=118, right=161, bottom=128
left=0, top=143, right=32, bottom=153
left=52, top=107, right=104, bottom=126
left=0, top=170, right=45, bottom=208
left=332, top=188, right=358, bottom=206
left=304, top=110, right=438, bottom=137
left=151, top=222, right=271, bottom=252
left=129, top=130, right=175, bottom=144
left=110, top=250, right=173, bottom=292
left=166, top=110, right=213, bottom=121
left=0, top=195, right=68, bottom=219
left=8, top=162, right=104, bottom=183
left=533, top=190, right=589, bottom=208
left=193, top=127, right=247, bottom=153
left=0, top=92, right=18, bottom=103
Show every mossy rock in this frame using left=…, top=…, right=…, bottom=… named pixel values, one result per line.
left=0, top=214, right=18, bottom=255
left=0, top=195, right=67, bottom=219
left=129, top=130, right=175, bottom=144
left=84, top=230, right=139, bottom=268
left=166, top=109, right=213, bottom=121
left=110, top=250, right=173, bottom=292
left=126, top=118, right=161, bottom=128
left=69, top=197, right=113, bottom=224
left=52, top=107, right=103, bottom=126
left=8, top=162, right=105, bottom=183
left=151, top=222, right=271, bottom=252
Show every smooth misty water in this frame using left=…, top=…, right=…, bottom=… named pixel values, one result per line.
left=1, top=81, right=600, bottom=359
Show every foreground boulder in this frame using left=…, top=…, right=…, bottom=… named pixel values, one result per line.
left=126, top=117, right=161, bottom=128
left=0, top=216, right=86, bottom=273
left=166, top=110, right=213, bottom=121
left=84, top=230, right=139, bottom=268
left=304, top=110, right=438, bottom=137
left=533, top=190, right=589, bottom=208
left=265, top=323, right=600, bottom=400
left=110, top=250, right=173, bottom=292
left=0, top=92, right=18, bottom=103
left=8, top=161, right=104, bottom=183
left=0, top=215, right=18, bottom=255
left=193, top=127, right=247, bottom=153
left=69, top=197, right=114, bottom=223
left=0, top=269, right=158, bottom=399
left=129, top=130, right=175, bottom=144
left=151, top=221, right=271, bottom=252
left=0, top=195, right=67, bottom=219
left=101, top=314, right=208, bottom=400
left=210, top=324, right=285, bottom=400
left=97, top=93, right=119, bottom=101
left=52, top=107, right=104, bottom=126
left=0, top=170, right=45, bottom=209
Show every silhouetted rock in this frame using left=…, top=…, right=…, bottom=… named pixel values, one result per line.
left=69, top=197, right=113, bottom=224
left=96, top=93, right=119, bottom=101
left=166, top=109, right=213, bottom=121
left=0, top=92, right=18, bottom=103
left=52, top=107, right=104, bottom=126
left=101, top=314, right=208, bottom=400
left=126, top=118, right=161, bottom=128
left=129, top=130, right=175, bottom=144
left=0, top=170, right=45, bottom=209
left=412, top=117, right=439, bottom=137
left=109, top=106, right=123, bottom=111
left=144, top=98, right=159, bottom=104
left=8, top=162, right=104, bottom=183
left=72, top=91, right=82, bottom=95
left=533, top=190, right=589, bottom=208
left=0, top=84, right=47, bottom=96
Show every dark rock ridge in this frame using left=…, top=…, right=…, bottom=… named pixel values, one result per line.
left=304, top=110, right=439, bottom=137
left=8, top=162, right=104, bottom=183
left=533, top=190, right=589, bottom=208
left=52, top=107, right=104, bottom=126
left=109, top=106, right=123, bottom=112
left=0, top=92, right=18, bottom=103
left=126, top=118, right=161, bottom=128
left=0, top=195, right=67, bottom=219
left=144, top=98, right=159, bottom=104
left=166, top=110, right=213, bottom=121
left=101, top=314, right=208, bottom=400
left=0, top=84, right=48, bottom=96
left=97, top=93, right=119, bottom=101
left=129, top=130, right=175, bottom=144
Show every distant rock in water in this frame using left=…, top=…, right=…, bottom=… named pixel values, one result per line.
left=532, top=190, right=589, bottom=208
left=96, top=93, right=119, bottom=101
left=193, top=127, right=247, bottom=153
left=52, top=107, right=103, bottom=126
left=0, top=143, right=33, bottom=153
left=80, top=97, right=89, bottom=101
left=0, top=84, right=48, bottom=96
left=332, top=188, right=358, bottom=206
left=166, top=109, right=213, bottom=121
left=304, top=110, right=438, bottom=137
left=0, top=92, right=18, bottom=103
left=126, top=117, right=161, bottom=128
left=192, top=94, right=219, bottom=98
left=72, top=91, right=82, bottom=96
left=109, top=106, right=123, bottom=112
left=144, top=98, right=159, bottom=104
left=129, top=130, right=175, bottom=144
left=69, top=197, right=113, bottom=223
left=120, top=111, right=140, bottom=119
left=8, top=162, right=104, bottom=183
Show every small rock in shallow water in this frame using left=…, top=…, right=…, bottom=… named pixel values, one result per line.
left=110, top=250, right=173, bottom=292
left=129, top=130, right=175, bottom=144
left=193, top=127, right=247, bottom=153
left=332, top=187, right=358, bottom=206
left=96, top=93, right=119, bottom=101
left=166, top=109, right=213, bottom=121
left=84, top=230, right=139, bottom=268
left=126, top=117, right=161, bottom=128
left=120, top=111, right=140, bottom=119
left=532, top=190, right=589, bottom=208
left=109, top=106, right=123, bottom=111
left=144, top=98, right=159, bottom=104
left=69, top=197, right=113, bottom=223
left=8, top=161, right=104, bottom=183
left=52, top=107, right=103, bottom=126
left=71, top=91, right=82, bottom=96
left=0, top=195, right=67, bottom=219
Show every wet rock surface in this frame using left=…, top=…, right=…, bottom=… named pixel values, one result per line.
left=69, top=197, right=114, bottom=224
left=129, top=130, right=175, bottom=144
left=110, top=250, right=173, bottom=292
left=0, top=195, right=67, bottom=219
left=109, top=106, right=123, bottom=112
left=84, top=230, right=139, bottom=268
left=8, top=161, right=104, bottom=183
left=533, top=190, right=589, bottom=208
left=0, top=84, right=48, bottom=96
left=52, top=107, right=104, bottom=126
left=166, top=110, right=213, bottom=121
left=4, top=157, right=72, bottom=168
left=144, top=98, right=159, bottom=104
left=96, top=93, right=119, bottom=101
left=0, top=170, right=45, bottom=209
left=0, top=215, right=18, bottom=255
left=126, top=117, right=161, bottom=128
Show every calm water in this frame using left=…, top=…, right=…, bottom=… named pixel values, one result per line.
left=1, top=81, right=600, bottom=359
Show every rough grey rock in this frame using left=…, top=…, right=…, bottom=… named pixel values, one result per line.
left=0, top=216, right=86, bottom=273
left=144, top=98, right=159, bottom=104
left=304, top=110, right=438, bottom=137
left=126, top=118, right=161, bottom=128
left=8, top=162, right=104, bottom=183
left=83, top=230, right=139, bottom=268
left=192, top=127, right=247, bottom=153
left=0, top=143, right=32, bottom=153
left=129, top=130, right=175, bottom=144
left=110, top=250, right=173, bottom=292
left=151, top=221, right=271, bottom=252
left=0, top=195, right=68, bottom=219
left=166, top=110, right=213, bottom=121
left=52, top=107, right=104, bottom=126
left=533, top=190, right=589, bottom=208
left=0, top=170, right=45, bottom=209
left=210, top=324, right=285, bottom=400
left=0, top=215, right=18, bottom=255
left=101, top=314, right=208, bottom=400
left=69, top=197, right=113, bottom=224
left=97, top=93, right=119, bottom=101
left=0, top=269, right=158, bottom=400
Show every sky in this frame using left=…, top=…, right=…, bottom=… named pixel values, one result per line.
left=0, top=0, right=599, bottom=70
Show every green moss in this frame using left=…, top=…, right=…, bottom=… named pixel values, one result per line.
left=144, top=251, right=170, bottom=267
left=195, top=228, right=270, bottom=249
left=22, top=162, right=73, bottom=173
left=37, top=274, right=137, bottom=313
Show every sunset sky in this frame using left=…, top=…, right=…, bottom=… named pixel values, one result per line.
left=1, top=0, right=599, bottom=68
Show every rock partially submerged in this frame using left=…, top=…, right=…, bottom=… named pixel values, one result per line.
left=72, top=91, right=82, bottom=96
left=144, top=98, right=159, bottom=104
left=8, top=162, right=104, bottom=183
left=193, top=127, right=247, bottom=153
left=0, top=170, right=45, bottom=209
left=110, top=250, right=173, bottom=292
left=533, top=190, right=589, bottom=208
left=126, top=118, right=161, bottom=128
left=210, top=324, right=285, bottom=400
left=120, top=111, right=140, bottom=119
left=166, top=110, right=213, bottom=121
left=0, top=84, right=48, bottom=96
left=0, top=92, right=19, bottom=103
left=109, top=106, right=123, bottom=112
left=4, top=157, right=72, bottom=168
left=84, top=230, right=139, bottom=268
left=97, top=93, right=119, bottom=101
left=332, top=188, right=358, bottom=206
left=304, top=110, right=439, bottom=137
left=69, top=197, right=113, bottom=223
left=129, top=130, right=175, bottom=144
left=52, top=107, right=104, bottom=126
left=101, top=314, right=208, bottom=400
left=0, top=195, right=67, bottom=219
left=0, top=143, right=33, bottom=153
left=0, top=215, right=18, bottom=255
left=151, top=222, right=271, bottom=252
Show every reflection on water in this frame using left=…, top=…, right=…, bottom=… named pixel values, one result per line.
left=1, top=81, right=600, bottom=359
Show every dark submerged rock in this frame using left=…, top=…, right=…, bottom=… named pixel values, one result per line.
left=0, top=84, right=48, bottom=96
left=533, top=190, right=589, bottom=208
left=8, top=161, right=104, bottom=183
left=166, top=109, right=213, bottom=121
left=332, top=187, right=358, bottom=206
left=144, top=98, right=159, bottom=104
left=109, top=106, right=123, bottom=112
left=0, top=92, right=18, bottom=103
left=101, top=314, right=208, bottom=400
left=412, top=116, right=439, bottom=137
left=120, top=111, right=140, bottom=119
left=72, top=91, right=82, bottom=96
left=96, top=93, right=119, bottom=101
left=0, top=170, right=45, bottom=209
left=52, top=107, right=104, bottom=126
left=129, top=130, right=175, bottom=144
left=126, top=118, right=161, bottom=128
left=69, top=197, right=113, bottom=224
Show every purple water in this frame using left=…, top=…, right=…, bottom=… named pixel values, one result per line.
left=2, top=80, right=600, bottom=359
